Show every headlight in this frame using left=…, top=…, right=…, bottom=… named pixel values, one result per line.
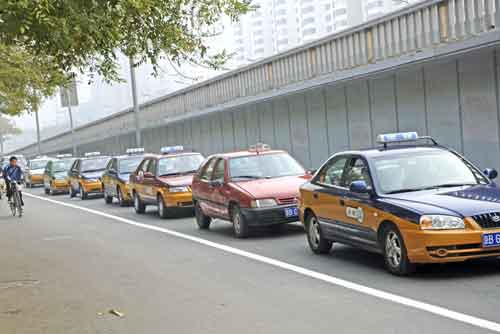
left=251, top=198, right=278, bottom=208
left=168, top=186, right=189, bottom=193
left=420, top=215, right=465, bottom=230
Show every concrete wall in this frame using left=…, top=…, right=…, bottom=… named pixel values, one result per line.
left=21, top=47, right=500, bottom=171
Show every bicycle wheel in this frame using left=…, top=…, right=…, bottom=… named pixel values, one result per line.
left=14, top=192, right=22, bottom=218
left=10, top=198, right=16, bottom=217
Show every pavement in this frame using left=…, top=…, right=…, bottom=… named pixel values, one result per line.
left=0, top=187, right=499, bottom=333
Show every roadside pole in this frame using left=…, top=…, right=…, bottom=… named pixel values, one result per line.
left=66, top=91, right=77, bottom=157
left=34, top=108, right=42, bottom=156
left=61, top=78, right=79, bottom=157
left=129, top=56, right=142, bottom=147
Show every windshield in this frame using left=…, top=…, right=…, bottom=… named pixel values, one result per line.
left=53, top=160, right=74, bottom=172
left=229, top=152, right=305, bottom=180
left=81, top=157, right=109, bottom=172
left=157, top=154, right=205, bottom=176
left=30, top=160, right=49, bottom=170
left=373, top=150, right=487, bottom=194
left=119, top=156, right=143, bottom=173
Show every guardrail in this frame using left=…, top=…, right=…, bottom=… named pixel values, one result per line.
left=11, top=0, right=500, bottom=155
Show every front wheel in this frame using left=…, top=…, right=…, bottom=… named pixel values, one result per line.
left=382, top=226, right=415, bottom=276
left=157, top=195, right=169, bottom=219
left=231, top=206, right=249, bottom=238
left=104, top=191, right=113, bottom=204
left=80, top=185, right=88, bottom=200
left=134, top=192, right=146, bottom=214
left=69, top=185, right=76, bottom=198
left=306, top=213, right=332, bottom=254
left=195, top=202, right=211, bottom=229
left=44, top=187, right=50, bottom=195
left=117, top=187, right=127, bottom=207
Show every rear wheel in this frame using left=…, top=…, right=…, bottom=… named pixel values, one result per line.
left=44, top=187, right=50, bottom=195
left=69, top=185, right=76, bottom=198
left=117, top=187, right=127, bottom=207
left=134, top=192, right=146, bottom=214
left=80, top=185, right=88, bottom=200
left=195, top=201, right=211, bottom=229
left=231, top=205, right=249, bottom=238
left=306, top=213, right=332, bottom=254
left=382, top=225, right=415, bottom=276
left=157, top=195, right=169, bottom=219
left=104, top=190, right=113, bottom=204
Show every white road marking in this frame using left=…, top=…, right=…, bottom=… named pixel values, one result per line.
left=43, top=235, right=73, bottom=241
left=25, top=192, right=500, bottom=332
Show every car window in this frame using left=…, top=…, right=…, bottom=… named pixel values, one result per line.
left=146, top=159, right=156, bottom=174
left=316, top=157, right=348, bottom=187
left=118, top=156, right=143, bottom=173
left=200, top=158, right=217, bottom=181
left=342, top=157, right=372, bottom=189
left=229, top=152, right=304, bottom=179
left=157, top=154, right=204, bottom=176
left=81, top=157, right=109, bottom=172
left=137, top=159, right=149, bottom=173
left=212, top=159, right=225, bottom=182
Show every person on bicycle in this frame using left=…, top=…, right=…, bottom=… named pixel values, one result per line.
left=3, top=156, right=24, bottom=206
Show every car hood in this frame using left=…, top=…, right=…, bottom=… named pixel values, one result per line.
left=82, top=171, right=104, bottom=179
left=232, top=175, right=308, bottom=200
left=381, top=184, right=500, bottom=217
left=158, top=174, right=193, bottom=187
left=30, top=168, right=45, bottom=175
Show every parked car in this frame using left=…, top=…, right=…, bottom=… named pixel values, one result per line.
left=192, top=144, right=311, bottom=238
left=43, top=154, right=75, bottom=195
left=68, top=152, right=110, bottom=200
left=102, top=148, right=145, bottom=206
left=300, top=132, right=500, bottom=275
left=129, top=146, right=204, bottom=218
left=26, top=156, right=52, bottom=188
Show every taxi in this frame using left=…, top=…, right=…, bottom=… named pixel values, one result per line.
left=299, top=132, right=500, bottom=275
left=191, top=144, right=311, bottom=238
left=26, top=156, right=52, bottom=188
left=102, top=148, right=145, bottom=206
left=68, top=152, right=110, bottom=200
left=43, top=154, right=75, bottom=195
left=129, top=146, right=205, bottom=218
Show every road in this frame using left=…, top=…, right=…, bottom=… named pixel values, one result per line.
left=1, top=188, right=499, bottom=333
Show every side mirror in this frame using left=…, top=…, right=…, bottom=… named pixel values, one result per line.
left=210, top=180, right=223, bottom=187
left=484, top=168, right=498, bottom=180
left=306, top=169, right=317, bottom=175
left=349, top=180, right=370, bottom=194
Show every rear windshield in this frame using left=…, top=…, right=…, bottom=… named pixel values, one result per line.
left=30, top=160, right=49, bottom=170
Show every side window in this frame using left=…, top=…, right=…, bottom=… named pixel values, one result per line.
left=136, top=159, right=149, bottom=174
left=343, top=157, right=372, bottom=189
left=147, top=159, right=156, bottom=175
left=72, top=160, right=80, bottom=173
left=200, top=158, right=217, bottom=181
left=212, top=159, right=225, bottom=182
left=112, top=159, right=118, bottom=171
left=315, top=157, right=348, bottom=187
left=105, top=159, right=113, bottom=171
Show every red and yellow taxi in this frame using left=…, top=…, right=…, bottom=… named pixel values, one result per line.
left=68, top=152, right=110, bottom=200
left=129, top=146, right=205, bottom=218
left=102, top=148, right=145, bottom=206
left=43, top=154, right=75, bottom=195
left=300, top=132, right=500, bottom=275
left=191, top=144, right=311, bottom=238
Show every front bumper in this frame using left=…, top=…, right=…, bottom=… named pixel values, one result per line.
left=403, top=227, right=500, bottom=263
left=162, top=191, right=194, bottom=208
left=29, top=174, right=44, bottom=185
left=82, top=181, right=103, bottom=194
left=240, top=204, right=299, bottom=226
left=51, top=179, right=69, bottom=192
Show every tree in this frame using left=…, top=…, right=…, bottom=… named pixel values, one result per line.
left=0, top=0, right=254, bottom=83
left=0, top=115, right=21, bottom=153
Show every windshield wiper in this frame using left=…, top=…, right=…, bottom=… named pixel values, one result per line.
left=385, top=187, right=427, bottom=194
left=231, top=175, right=262, bottom=180
left=386, top=183, right=477, bottom=194
left=159, top=172, right=181, bottom=177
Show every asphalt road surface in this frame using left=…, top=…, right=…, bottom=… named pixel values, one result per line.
left=1, top=187, right=500, bottom=333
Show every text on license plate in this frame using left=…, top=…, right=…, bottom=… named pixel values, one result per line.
left=483, top=232, right=500, bottom=248
left=284, top=207, right=299, bottom=218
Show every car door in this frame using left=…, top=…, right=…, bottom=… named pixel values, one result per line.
left=103, top=158, right=116, bottom=196
left=195, top=157, right=218, bottom=216
left=142, top=158, right=157, bottom=202
left=69, top=160, right=80, bottom=190
left=43, top=161, right=52, bottom=188
left=132, top=159, right=148, bottom=197
left=209, top=158, right=231, bottom=219
left=338, top=156, right=378, bottom=248
left=310, top=155, right=350, bottom=240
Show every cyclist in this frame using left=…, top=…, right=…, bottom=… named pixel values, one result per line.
left=3, top=156, right=24, bottom=206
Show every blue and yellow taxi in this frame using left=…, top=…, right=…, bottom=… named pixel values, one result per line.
left=68, top=152, right=110, bottom=200
left=299, top=132, right=500, bottom=275
left=102, top=148, right=145, bottom=206
left=43, top=154, right=75, bottom=195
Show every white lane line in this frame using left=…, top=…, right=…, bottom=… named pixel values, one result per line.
left=25, top=192, right=500, bottom=333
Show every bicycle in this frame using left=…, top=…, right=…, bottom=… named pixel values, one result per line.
left=9, top=181, right=23, bottom=218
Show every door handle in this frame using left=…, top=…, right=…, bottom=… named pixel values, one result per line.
left=339, top=199, right=345, bottom=206
left=313, top=192, right=319, bottom=199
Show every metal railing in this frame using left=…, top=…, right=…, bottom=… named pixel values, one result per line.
left=12, top=0, right=500, bottom=155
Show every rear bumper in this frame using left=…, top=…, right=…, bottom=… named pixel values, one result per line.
left=28, top=174, right=44, bottom=184
left=404, top=228, right=500, bottom=263
left=241, top=205, right=299, bottom=226
left=51, top=180, right=69, bottom=192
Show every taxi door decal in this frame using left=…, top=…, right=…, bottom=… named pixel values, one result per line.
left=346, top=206, right=364, bottom=223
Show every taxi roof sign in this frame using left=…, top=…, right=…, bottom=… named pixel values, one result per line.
left=377, top=132, right=419, bottom=145
left=56, top=154, right=73, bottom=158
left=126, top=148, right=145, bottom=155
left=249, top=143, right=271, bottom=153
left=84, top=152, right=101, bottom=157
left=160, top=146, right=184, bottom=154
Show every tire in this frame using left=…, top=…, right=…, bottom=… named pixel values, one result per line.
left=231, top=205, right=249, bottom=238
left=195, top=201, right=211, bottom=229
left=44, top=187, right=50, bottom=195
left=306, top=213, right=332, bottom=254
left=69, top=185, right=76, bottom=198
left=382, top=225, right=415, bottom=276
left=117, top=187, right=127, bottom=207
left=133, top=192, right=146, bottom=214
left=157, top=195, right=169, bottom=219
left=104, top=190, right=113, bottom=204
left=80, top=185, right=88, bottom=200
left=13, top=192, right=22, bottom=218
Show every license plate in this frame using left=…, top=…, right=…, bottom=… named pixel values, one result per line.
left=482, top=232, right=500, bottom=248
left=284, top=207, right=299, bottom=218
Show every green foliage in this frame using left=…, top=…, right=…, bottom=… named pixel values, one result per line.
left=0, top=0, right=254, bottom=82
